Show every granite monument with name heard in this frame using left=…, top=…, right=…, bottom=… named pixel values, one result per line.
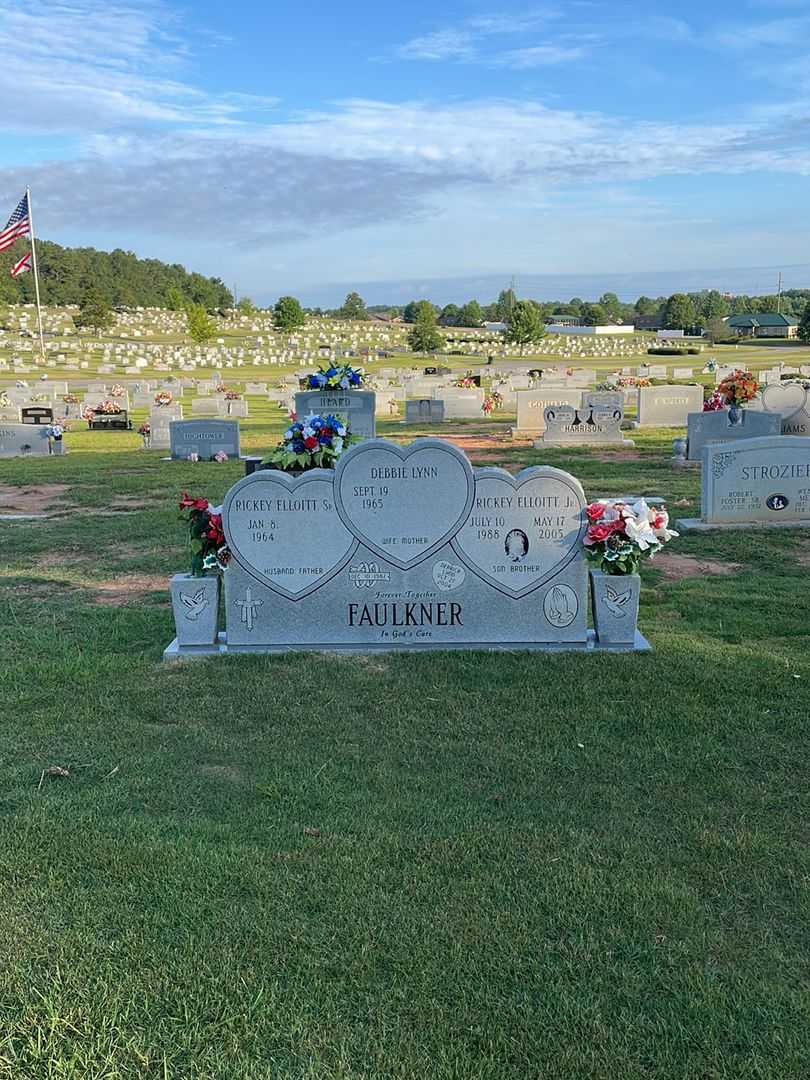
left=294, top=389, right=376, bottom=440
left=164, top=439, right=651, bottom=657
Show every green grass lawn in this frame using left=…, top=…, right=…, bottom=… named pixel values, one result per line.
left=1, top=426, right=809, bottom=1079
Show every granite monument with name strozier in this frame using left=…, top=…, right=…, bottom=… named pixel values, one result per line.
left=164, top=438, right=650, bottom=657
left=678, top=436, right=810, bottom=531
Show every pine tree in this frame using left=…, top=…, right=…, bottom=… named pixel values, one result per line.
left=506, top=300, right=546, bottom=345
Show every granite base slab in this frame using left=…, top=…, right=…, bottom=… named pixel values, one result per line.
left=677, top=517, right=810, bottom=533
left=163, top=629, right=652, bottom=661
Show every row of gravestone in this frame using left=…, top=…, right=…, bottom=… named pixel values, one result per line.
left=685, top=383, right=810, bottom=462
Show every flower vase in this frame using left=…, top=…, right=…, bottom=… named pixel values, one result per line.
left=169, top=573, right=221, bottom=646
left=141, top=435, right=151, bottom=450
left=590, top=569, right=641, bottom=646
left=728, top=404, right=741, bottom=425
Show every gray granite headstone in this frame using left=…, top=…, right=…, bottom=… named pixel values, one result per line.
left=294, top=389, right=376, bottom=440
left=538, top=404, right=631, bottom=447
left=758, top=383, right=810, bottom=437
left=170, top=420, right=241, bottom=460
left=405, top=399, right=444, bottom=424
left=149, top=404, right=183, bottom=450
left=21, top=405, right=54, bottom=425
left=687, top=409, right=782, bottom=462
left=636, top=385, right=703, bottom=426
left=514, top=390, right=583, bottom=435
left=220, top=439, right=589, bottom=650
left=0, top=423, right=58, bottom=457
left=437, top=390, right=485, bottom=419
left=698, top=436, right=810, bottom=524
left=582, top=391, right=624, bottom=414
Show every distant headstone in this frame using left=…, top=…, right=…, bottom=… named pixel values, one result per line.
left=514, top=390, right=583, bottom=435
left=758, top=383, right=810, bottom=436
left=21, top=405, right=54, bottom=425
left=295, top=389, right=376, bottom=440
left=636, top=385, right=703, bottom=427
left=191, top=398, right=225, bottom=417
left=170, top=420, right=241, bottom=461
left=439, top=390, right=485, bottom=419
left=680, top=436, right=810, bottom=529
left=405, top=399, right=444, bottom=424
left=582, top=391, right=624, bottom=414
left=0, top=423, right=60, bottom=457
left=537, top=404, right=633, bottom=447
left=687, top=410, right=782, bottom=462
left=149, top=404, right=183, bottom=450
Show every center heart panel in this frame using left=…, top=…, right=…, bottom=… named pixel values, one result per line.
left=334, top=439, right=475, bottom=570
left=452, top=467, right=587, bottom=598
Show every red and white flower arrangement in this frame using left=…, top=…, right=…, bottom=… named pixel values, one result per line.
left=454, top=371, right=477, bottom=389
left=154, top=390, right=173, bottom=406
left=178, top=492, right=230, bottom=576
left=584, top=499, right=678, bottom=575
left=482, top=391, right=503, bottom=415
left=94, top=399, right=123, bottom=414
left=111, top=384, right=125, bottom=397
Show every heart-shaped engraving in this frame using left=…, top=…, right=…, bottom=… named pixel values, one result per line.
left=761, top=382, right=808, bottom=418
left=451, top=466, right=586, bottom=598
left=222, top=470, right=358, bottom=600
left=334, top=438, right=475, bottom=570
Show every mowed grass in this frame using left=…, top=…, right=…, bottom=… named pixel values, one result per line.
left=1, top=428, right=809, bottom=1079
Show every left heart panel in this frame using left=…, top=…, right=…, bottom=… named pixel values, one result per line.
left=222, top=470, right=358, bottom=601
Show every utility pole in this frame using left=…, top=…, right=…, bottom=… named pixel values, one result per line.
left=777, top=272, right=783, bottom=313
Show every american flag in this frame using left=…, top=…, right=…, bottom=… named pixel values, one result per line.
left=0, top=192, right=30, bottom=252
left=10, top=251, right=31, bottom=278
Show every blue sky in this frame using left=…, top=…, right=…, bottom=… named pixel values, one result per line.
left=1, top=0, right=809, bottom=305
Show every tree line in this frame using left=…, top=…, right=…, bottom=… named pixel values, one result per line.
left=0, top=238, right=232, bottom=311
left=321, top=287, right=810, bottom=332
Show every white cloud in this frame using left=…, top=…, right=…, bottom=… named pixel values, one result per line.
left=0, top=0, right=264, bottom=134
left=495, top=44, right=589, bottom=67
left=397, top=29, right=476, bottom=62
left=394, top=7, right=566, bottom=65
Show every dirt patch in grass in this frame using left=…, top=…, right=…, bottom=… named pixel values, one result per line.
left=0, top=484, right=72, bottom=516
left=793, top=540, right=810, bottom=567
left=654, top=553, right=743, bottom=582
left=591, top=449, right=643, bottom=462
left=91, top=574, right=169, bottom=605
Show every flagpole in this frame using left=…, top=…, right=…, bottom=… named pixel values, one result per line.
left=25, top=186, right=46, bottom=363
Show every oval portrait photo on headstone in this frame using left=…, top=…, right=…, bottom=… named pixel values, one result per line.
left=766, top=493, right=790, bottom=512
